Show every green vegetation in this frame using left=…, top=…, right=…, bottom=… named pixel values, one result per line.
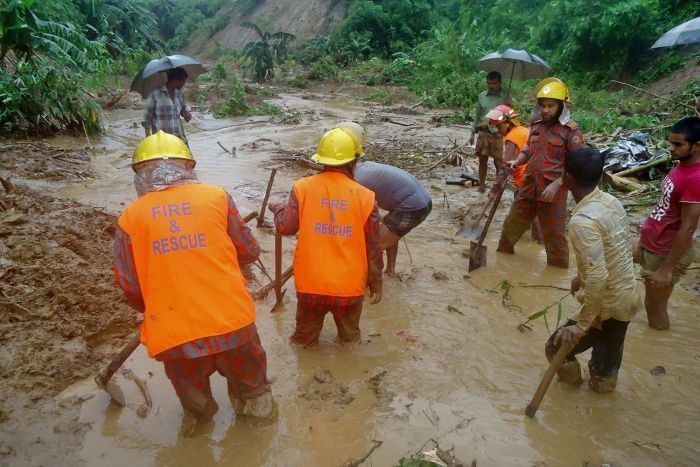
left=0, top=0, right=697, bottom=138
left=0, top=0, right=137, bottom=135
left=241, top=22, right=295, bottom=82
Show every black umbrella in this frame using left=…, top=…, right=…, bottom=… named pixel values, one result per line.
left=651, top=17, right=700, bottom=49
left=478, top=48, right=551, bottom=93
left=130, top=55, right=207, bottom=99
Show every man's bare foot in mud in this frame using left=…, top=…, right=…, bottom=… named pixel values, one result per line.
left=241, top=392, right=278, bottom=426
left=179, top=412, right=214, bottom=438
left=384, top=268, right=397, bottom=277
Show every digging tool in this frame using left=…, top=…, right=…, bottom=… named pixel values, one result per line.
left=456, top=196, right=494, bottom=239
left=257, top=168, right=277, bottom=228
left=94, top=211, right=261, bottom=405
left=525, top=342, right=575, bottom=418
left=94, top=332, right=141, bottom=406
left=467, top=175, right=509, bottom=272
left=252, top=266, right=293, bottom=300
left=242, top=211, right=258, bottom=223
left=271, top=229, right=286, bottom=312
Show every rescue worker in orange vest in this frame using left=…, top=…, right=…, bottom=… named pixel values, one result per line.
left=489, top=105, right=543, bottom=241
left=268, top=128, right=383, bottom=346
left=497, top=78, right=585, bottom=268
left=113, top=131, right=275, bottom=425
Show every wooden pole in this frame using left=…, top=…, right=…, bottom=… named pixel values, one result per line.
left=525, top=342, right=575, bottom=418
left=257, top=168, right=277, bottom=227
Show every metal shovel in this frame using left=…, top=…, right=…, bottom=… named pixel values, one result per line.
left=456, top=196, right=493, bottom=239
left=94, top=332, right=141, bottom=406
left=468, top=175, right=509, bottom=272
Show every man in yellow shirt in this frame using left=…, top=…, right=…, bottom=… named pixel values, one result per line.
left=545, top=147, right=642, bottom=393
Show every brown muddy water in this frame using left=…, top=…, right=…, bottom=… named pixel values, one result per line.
left=7, top=91, right=700, bottom=466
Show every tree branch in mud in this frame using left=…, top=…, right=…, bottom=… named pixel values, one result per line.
left=0, top=177, right=14, bottom=195
left=340, top=439, right=383, bottom=467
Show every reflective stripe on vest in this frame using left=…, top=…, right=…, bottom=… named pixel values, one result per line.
left=506, top=125, right=531, bottom=188
left=293, top=171, right=375, bottom=297
left=118, top=184, right=255, bottom=357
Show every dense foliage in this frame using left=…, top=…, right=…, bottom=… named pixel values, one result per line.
left=0, top=0, right=162, bottom=135
left=0, top=0, right=697, bottom=137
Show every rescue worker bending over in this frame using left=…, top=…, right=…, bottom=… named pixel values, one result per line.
left=113, top=131, right=275, bottom=426
left=269, top=128, right=383, bottom=346
left=336, top=121, right=433, bottom=276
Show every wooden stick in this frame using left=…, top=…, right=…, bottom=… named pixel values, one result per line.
left=525, top=342, right=575, bottom=418
left=417, top=143, right=469, bottom=175
left=614, top=154, right=671, bottom=177
left=610, top=80, right=697, bottom=113
left=95, top=332, right=141, bottom=388
left=273, top=230, right=283, bottom=303
left=242, top=211, right=258, bottom=223
left=217, top=141, right=231, bottom=154
left=252, top=266, right=293, bottom=300
left=257, top=168, right=277, bottom=227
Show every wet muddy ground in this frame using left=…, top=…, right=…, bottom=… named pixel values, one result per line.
left=1, top=86, right=699, bottom=467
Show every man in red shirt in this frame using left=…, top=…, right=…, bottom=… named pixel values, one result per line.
left=636, top=117, right=700, bottom=330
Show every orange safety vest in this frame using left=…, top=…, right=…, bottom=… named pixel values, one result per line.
left=506, top=125, right=531, bottom=188
left=293, top=171, right=375, bottom=297
left=118, top=183, right=255, bottom=357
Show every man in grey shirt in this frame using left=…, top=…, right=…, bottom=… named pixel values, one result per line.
left=354, top=160, right=432, bottom=275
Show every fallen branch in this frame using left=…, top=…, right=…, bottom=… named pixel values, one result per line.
left=217, top=141, right=232, bottom=154
left=614, top=155, right=671, bottom=177
left=417, top=143, right=469, bottom=174
left=133, top=375, right=152, bottom=409
left=340, top=439, right=383, bottom=467
left=610, top=80, right=698, bottom=113
left=0, top=177, right=14, bottom=194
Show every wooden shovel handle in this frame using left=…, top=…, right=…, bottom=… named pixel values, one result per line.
left=242, top=211, right=258, bottom=223
left=475, top=174, right=510, bottom=246
left=525, top=341, right=574, bottom=418
left=95, top=332, right=141, bottom=386
left=257, top=168, right=277, bottom=227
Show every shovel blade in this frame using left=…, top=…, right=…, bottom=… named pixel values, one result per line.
left=468, top=241, right=487, bottom=272
left=456, top=221, right=483, bottom=240
left=95, top=376, right=126, bottom=407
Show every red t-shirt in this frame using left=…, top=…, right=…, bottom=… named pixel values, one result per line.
left=640, top=161, right=700, bottom=255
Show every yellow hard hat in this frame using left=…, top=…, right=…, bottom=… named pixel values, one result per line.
left=335, top=121, right=367, bottom=156
left=536, top=77, right=571, bottom=105
left=312, top=128, right=359, bottom=166
left=132, top=131, right=194, bottom=170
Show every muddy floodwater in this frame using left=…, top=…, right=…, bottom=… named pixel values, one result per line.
left=5, top=90, right=700, bottom=466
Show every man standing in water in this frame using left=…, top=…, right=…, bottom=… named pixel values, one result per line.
left=636, top=117, right=700, bottom=330
left=469, top=71, right=511, bottom=192
left=497, top=78, right=585, bottom=268
left=545, top=147, right=642, bottom=392
left=269, top=128, right=383, bottom=346
left=113, top=131, right=275, bottom=426
left=335, top=122, right=432, bottom=276
left=142, top=67, right=192, bottom=143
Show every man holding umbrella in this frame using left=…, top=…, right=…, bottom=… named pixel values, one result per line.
left=469, top=71, right=511, bottom=192
left=142, top=67, right=192, bottom=143
left=132, top=55, right=206, bottom=144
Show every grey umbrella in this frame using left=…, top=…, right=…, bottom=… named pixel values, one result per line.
left=130, top=54, right=207, bottom=99
left=651, top=17, right=700, bottom=49
left=478, top=48, right=551, bottom=93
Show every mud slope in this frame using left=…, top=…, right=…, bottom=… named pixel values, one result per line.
left=186, top=0, right=346, bottom=56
